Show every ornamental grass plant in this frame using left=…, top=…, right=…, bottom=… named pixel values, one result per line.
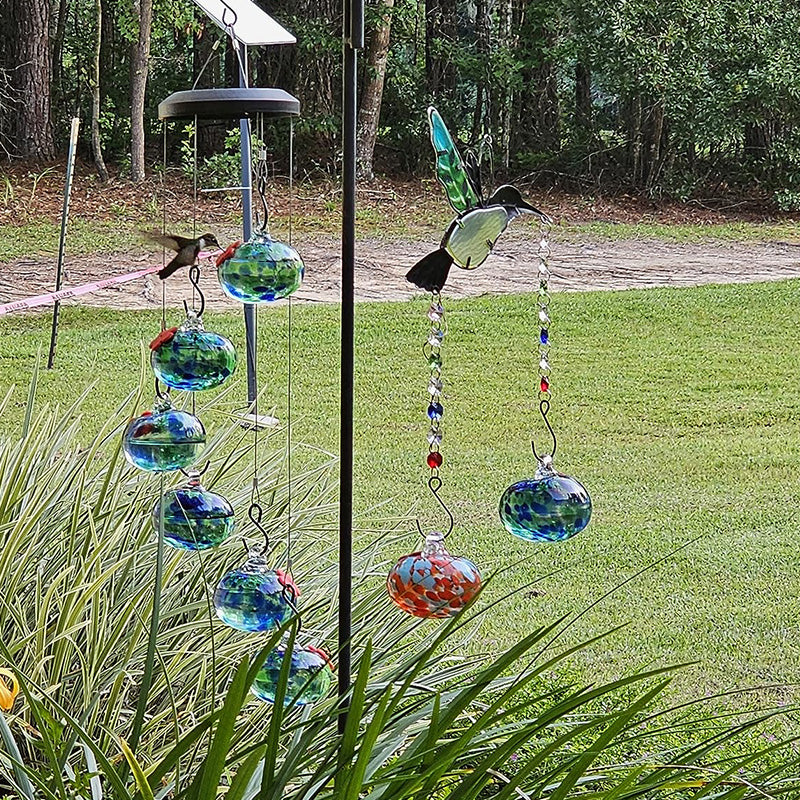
left=0, top=374, right=798, bottom=798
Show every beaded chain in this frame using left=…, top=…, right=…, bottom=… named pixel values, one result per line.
left=537, top=226, right=552, bottom=400
left=534, top=223, right=557, bottom=463
left=425, top=292, right=445, bottom=473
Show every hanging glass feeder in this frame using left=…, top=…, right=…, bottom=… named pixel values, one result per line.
left=387, top=529, right=481, bottom=618
left=218, top=231, right=304, bottom=303
left=122, top=395, right=206, bottom=472
left=153, top=471, right=234, bottom=550
left=251, top=642, right=333, bottom=706
left=499, top=229, right=592, bottom=543
left=151, top=309, right=236, bottom=392
left=213, top=538, right=298, bottom=633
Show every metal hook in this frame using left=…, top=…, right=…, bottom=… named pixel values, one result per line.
left=179, top=461, right=210, bottom=481
left=154, top=376, right=169, bottom=401
left=253, top=151, right=270, bottom=233
left=220, top=0, right=238, bottom=29
left=187, top=264, right=205, bottom=317
left=531, top=398, right=558, bottom=464
left=414, top=475, right=455, bottom=539
left=248, top=502, right=270, bottom=550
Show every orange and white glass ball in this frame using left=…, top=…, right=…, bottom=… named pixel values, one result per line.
left=387, top=531, right=481, bottom=618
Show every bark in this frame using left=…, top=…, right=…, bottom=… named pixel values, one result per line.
left=356, top=0, right=395, bottom=180
left=130, top=0, right=153, bottom=182
left=90, top=0, right=108, bottom=180
left=6, top=0, right=54, bottom=159
left=575, top=61, right=591, bottom=131
left=51, top=0, right=69, bottom=106
left=425, top=0, right=457, bottom=100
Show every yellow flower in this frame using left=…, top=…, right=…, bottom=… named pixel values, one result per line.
left=0, top=669, right=19, bottom=711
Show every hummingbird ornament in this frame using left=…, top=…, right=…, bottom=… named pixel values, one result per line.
left=146, top=231, right=221, bottom=280
left=407, top=107, right=550, bottom=293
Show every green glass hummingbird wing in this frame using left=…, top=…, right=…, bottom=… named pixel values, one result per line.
left=428, top=107, right=480, bottom=214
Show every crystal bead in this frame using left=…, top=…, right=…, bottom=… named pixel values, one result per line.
left=540, top=328, right=549, bottom=345
left=427, top=402, right=444, bottom=420
left=538, top=238, right=550, bottom=254
left=428, top=352, right=442, bottom=370
left=428, top=330, right=445, bottom=347
left=428, top=377, right=443, bottom=395
left=427, top=303, right=445, bottom=323
left=540, top=377, right=550, bottom=393
left=539, top=358, right=550, bottom=372
left=538, top=310, right=550, bottom=325
left=538, top=262, right=550, bottom=276
left=427, top=451, right=443, bottom=469
left=427, top=429, right=443, bottom=446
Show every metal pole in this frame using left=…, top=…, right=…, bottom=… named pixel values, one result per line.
left=47, top=117, right=80, bottom=369
left=237, top=42, right=258, bottom=405
left=338, top=0, right=363, bottom=736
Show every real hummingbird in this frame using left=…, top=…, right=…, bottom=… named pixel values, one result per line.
left=145, top=231, right=221, bottom=280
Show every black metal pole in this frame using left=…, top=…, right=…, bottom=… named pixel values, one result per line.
left=237, top=42, right=258, bottom=405
left=48, top=117, right=80, bottom=370
left=338, top=0, right=362, bottom=735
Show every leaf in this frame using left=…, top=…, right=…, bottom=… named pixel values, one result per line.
left=119, top=738, right=155, bottom=800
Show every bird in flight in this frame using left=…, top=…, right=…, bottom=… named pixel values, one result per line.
left=406, top=107, right=550, bottom=293
left=145, top=231, right=221, bottom=280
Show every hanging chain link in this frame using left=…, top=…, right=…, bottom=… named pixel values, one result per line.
left=424, top=292, right=446, bottom=474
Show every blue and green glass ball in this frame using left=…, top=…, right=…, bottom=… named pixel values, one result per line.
left=122, top=401, right=206, bottom=472
left=218, top=231, right=304, bottom=303
left=251, top=642, right=333, bottom=706
left=213, top=548, right=298, bottom=632
left=500, top=456, right=591, bottom=542
left=153, top=481, right=234, bottom=550
left=151, top=313, right=236, bottom=392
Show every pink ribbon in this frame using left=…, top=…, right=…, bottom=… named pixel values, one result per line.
left=0, top=252, right=215, bottom=316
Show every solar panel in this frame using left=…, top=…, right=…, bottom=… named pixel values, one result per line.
left=192, top=0, right=296, bottom=46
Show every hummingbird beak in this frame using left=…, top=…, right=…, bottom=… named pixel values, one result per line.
left=516, top=198, right=552, bottom=224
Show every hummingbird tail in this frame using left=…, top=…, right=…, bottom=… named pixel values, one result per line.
left=406, top=249, right=454, bottom=293
left=157, top=258, right=182, bottom=280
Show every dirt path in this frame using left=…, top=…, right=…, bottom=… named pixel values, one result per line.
left=2, top=230, right=800, bottom=313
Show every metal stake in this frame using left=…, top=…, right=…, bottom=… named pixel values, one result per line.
left=48, top=117, right=80, bottom=369
left=338, top=0, right=363, bottom=736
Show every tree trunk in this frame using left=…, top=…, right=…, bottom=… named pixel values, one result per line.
left=130, top=0, right=153, bottom=182
left=575, top=61, right=591, bottom=132
left=356, top=0, right=395, bottom=181
left=90, top=0, right=108, bottom=180
left=7, top=0, right=54, bottom=159
left=51, top=0, right=69, bottom=109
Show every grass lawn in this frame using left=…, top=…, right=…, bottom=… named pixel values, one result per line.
left=2, top=280, right=800, bottom=705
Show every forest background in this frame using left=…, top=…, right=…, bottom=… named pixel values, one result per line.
left=2, top=0, right=800, bottom=205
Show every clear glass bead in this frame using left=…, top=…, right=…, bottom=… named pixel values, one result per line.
left=427, top=303, right=445, bottom=323
left=427, top=429, right=443, bottom=445
left=427, top=330, right=445, bottom=347
left=538, top=262, right=550, bottom=277
left=539, top=357, right=550, bottom=371
left=538, top=309, right=550, bottom=325
left=428, top=377, right=443, bottom=395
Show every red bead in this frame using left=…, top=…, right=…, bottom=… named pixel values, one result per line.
left=540, top=377, right=550, bottom=393
left=427, top=451, right=443, bottom=469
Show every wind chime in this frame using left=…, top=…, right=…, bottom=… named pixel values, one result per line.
left=123, top=68, right=332, bottom=706
left=391, top=107, right=592, bottom=619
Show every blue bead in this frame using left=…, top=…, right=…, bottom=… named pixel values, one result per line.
left=540, top=328, right=549, bottom=345
left=499, top=473, right=591, bottom=542
left=427, top=402, right=444, bottom=420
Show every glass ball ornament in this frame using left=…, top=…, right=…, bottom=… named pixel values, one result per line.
left=251, top=642, right=333, bottom=706
left=150, top=312, right=236, bottom=392
left=499, top=455, right=592, bottom=543
left=213, top=545, right=298, bottom=632
left=152, top=477, right=234, bottom=550
left=218, top=231, right=304, bottom=303
left=122, top=398, right=206, bottom=472
left=386, top=531, right=481, bottom=618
